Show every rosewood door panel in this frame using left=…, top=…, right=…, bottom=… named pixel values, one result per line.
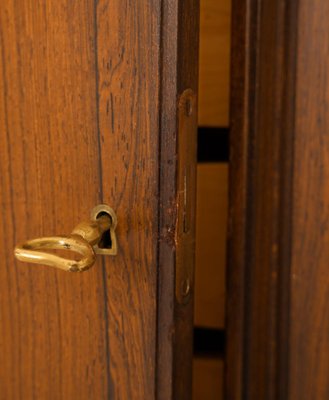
left=0, top=2, right=108, bottom=399
left=0, top=1, right=198, bottom=399
left=290, top=2, right=329, bottom=398
left=228, top=1, right=329, bottom=399
left=95, top=2, right=160, bottom=397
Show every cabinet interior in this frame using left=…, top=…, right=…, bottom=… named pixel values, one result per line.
left=193, top=0, right=231, bottom=398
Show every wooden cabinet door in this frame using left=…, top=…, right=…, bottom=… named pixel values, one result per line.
left=228, top=0, right=329, bottom=399
left=0, top=1, right=198, bottom=399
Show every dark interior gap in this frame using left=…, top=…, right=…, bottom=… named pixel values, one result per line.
left=197, top=127, right=229, bottom=162
left=193, top=327, right=226, bottom=358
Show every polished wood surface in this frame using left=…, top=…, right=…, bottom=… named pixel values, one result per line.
left=226, top=1, right=251, bottom=396
left=96, top=2, right=161, bottom=397
left=227, top=0, right=329, bottom=398
left=290, top=2, right=329, bottom=398
left=156, top=1, right=199, bottom=399
left=0, top=1, right=199, bottom=399
left=0, top=2, right=108, bottom=398
left=198, top=0, right=231, bottom=127
left=195, top=163, right=228, bottom=329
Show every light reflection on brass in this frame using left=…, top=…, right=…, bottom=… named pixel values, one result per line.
left=14, top=205, right=117, bottom=272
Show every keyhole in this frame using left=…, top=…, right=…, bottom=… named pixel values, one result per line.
left=96, top=211, right=113, bottom=250
left=90, top=204, right=118, bottom=256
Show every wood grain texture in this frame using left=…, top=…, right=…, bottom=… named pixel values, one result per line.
left=156, top=1, right=199, bottom=399
left=289, top=2, right=329, bottom=398
left=0, top=0, right=199, bottom=399
left=227, top=0, right=298, bottom=397
left=225, top=0, right=250, bottom=396
left=0, top=1, right=108, bottom=399
left=194, top=163, right=228, bottom=329
left=198, top=0, right=231, bottom=127
left=95, top=1, right=160, bottom=398
left=227, top=0, right=329, bottom=399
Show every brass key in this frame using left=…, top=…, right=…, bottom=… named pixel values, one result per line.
left=14, top=205, right=117, bottom=272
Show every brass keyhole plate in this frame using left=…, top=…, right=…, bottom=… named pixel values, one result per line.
left=90, top=204, right=118, bottom=256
